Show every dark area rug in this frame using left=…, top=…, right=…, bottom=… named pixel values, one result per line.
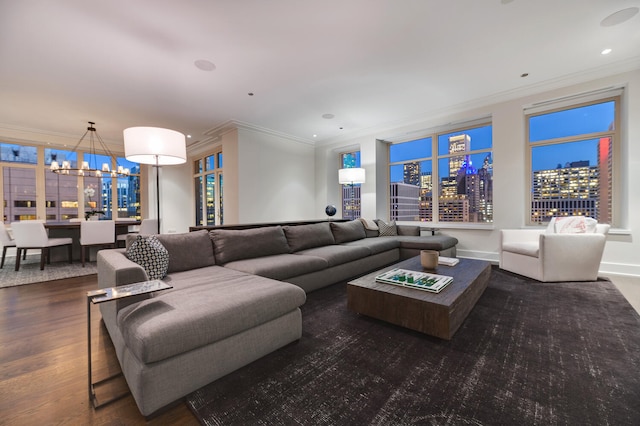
left=186, top=267, right=640, bottom=425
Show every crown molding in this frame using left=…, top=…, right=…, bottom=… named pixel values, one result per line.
left=315, top=57, right=640, bottom=147
left=204, top=120, right=316, bottom=146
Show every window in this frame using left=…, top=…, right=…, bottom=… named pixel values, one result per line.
left=195, top=151, right=223, bottom=226
left=527, top=97, right=617, bottom=225
left=340, top=151, right=361, bottom=220
left=389, top=123, right=493, bottom=223
left=1, top=144, right=140, bottom=223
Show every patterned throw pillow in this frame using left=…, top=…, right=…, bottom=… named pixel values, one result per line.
left=377, top=220, right=398, bottom=237
left=126, top=235, right=169, bottom=280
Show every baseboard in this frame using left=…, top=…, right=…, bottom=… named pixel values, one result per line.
left=457, top=249, right=640, bottom=278
left=456, top=249, right=500, bottom=265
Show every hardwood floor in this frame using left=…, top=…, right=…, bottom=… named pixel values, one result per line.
left=0, top=275, right=198, bottom=425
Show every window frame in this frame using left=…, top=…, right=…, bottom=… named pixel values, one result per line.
left=525, top=94, right=620, bottom=226
left=387, top=119, right=493, bottom=224
left=1, top=143, right=140, bottom=223
left=339, top=150, right=362, bottom=220
left=194, top=149, right=223, bottom=226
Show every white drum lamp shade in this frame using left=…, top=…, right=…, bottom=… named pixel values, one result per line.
left=123, top=127, right=187, bottom=165
left=338, top=167, right=366, bottom=184
left=123, top=127, right=187, bottom=234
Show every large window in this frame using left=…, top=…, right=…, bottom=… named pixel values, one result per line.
left=389, top=123, right=493, bottom=223
left=194, top=151, right=223, bottom=226
left=340, top=151, right=361, bottom=220
left=1, top=143, right=140, bottom=223
left=527, top=97, right=617, bottom=225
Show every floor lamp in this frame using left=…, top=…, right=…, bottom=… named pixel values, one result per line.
left=123, top=127, right=187, bottom=234
left=338, top=167, right=365, bottom=219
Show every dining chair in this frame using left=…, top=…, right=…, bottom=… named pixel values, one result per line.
left=10, top=221, right=73, bottom=271
left=1, top=223, right=26, bottom=269
left=116, top=218, right=159, bottom=247
left=79, top=220, right=116, bottom=266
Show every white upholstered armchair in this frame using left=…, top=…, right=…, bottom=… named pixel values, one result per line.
left=500, top=217, right=610, bottom=282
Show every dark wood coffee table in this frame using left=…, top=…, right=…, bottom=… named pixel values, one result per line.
left=347, top=257, right=491, bottom=340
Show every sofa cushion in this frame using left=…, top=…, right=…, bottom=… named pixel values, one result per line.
left=330, top=220, right=366, bottom=243
left=342, top=237, right=400, bottom=255
left=283, top=222, right=335, bottom=252
left=155, top=230, right=215, bottom=273
left=126, top=235, right=169, bottom=280
left=117, top=265, right=306, bottom=364
left=209, top=226, right=291, bottom=264
left=391, top=235, right=458, bottom=251
left=223, top=253, right=328, bottom=280
left=397, top=224, right=420, bottom=236
left=377, top=220, right=398, bottom=236
left=295, top=244, right=371, bottom=267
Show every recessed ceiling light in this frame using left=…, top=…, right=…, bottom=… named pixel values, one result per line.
left=194, top=59, right=216, bottom=71
left=313, top=134, right=317, bottom=138
left=521, top=72, right=529, bottom=78
left=187, top=134, right=192, bottom=138
left=601, top=7, right=639, bottom=27
left=322, top=113, right=335, bottom=119
left=601, top=48, right=612, bottom=55
left=248, top=92, right=254, bottom=96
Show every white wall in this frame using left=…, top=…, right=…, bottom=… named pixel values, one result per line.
left=157, top=161, right=192, bottom=234
left=236, top=127, right=317, bottom=223
left=314, top=70, right=640, bottom=277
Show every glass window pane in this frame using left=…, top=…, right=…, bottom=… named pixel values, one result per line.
left=530, top=138, right=611, bottom=223
left=341, top=152, right=360, bottom=168
left=195, top=176, right=203, bottom=226
left=529, top=101, right=615, bottom=142
left=1, top=144, right=37, bottom=164
left=195, top=159, right=203, bottom=174
left=46, top=172, right=79, bottom=220
left=390, top=137, right=431, bottom=163
left=217, top=153, right=223, bottom=169
left=4, top=167, right=37, bottom=222
left=206, top=174, right=215, bottom=225
left=205, top=155, right=215, bottom=171
left=389, top=160, right=432, bottom=222
left=438, top=125, right=492, bottom=155
left=117, top=174, right=140, bottom=219
left=218, top=173, right=223, bottom=225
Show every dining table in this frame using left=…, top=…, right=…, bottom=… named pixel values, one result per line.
left=44, top=220, right=141, bottom=262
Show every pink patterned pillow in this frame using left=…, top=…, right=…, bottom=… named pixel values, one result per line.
left=554, top=216, right=588, bottom=233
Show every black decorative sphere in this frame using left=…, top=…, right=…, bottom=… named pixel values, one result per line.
left=325, top=205, right=337, bottom=217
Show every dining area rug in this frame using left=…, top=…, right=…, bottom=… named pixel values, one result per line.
left=0, top=255, right=97, bottom=288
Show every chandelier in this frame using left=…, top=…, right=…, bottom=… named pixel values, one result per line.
left=50, top=121, right=130, bottom=177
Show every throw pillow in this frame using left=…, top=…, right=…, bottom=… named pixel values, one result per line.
left=126, top=235, right=169, bottom=280
left=554, top=216, right=588, bottom=234
left=377, top=220, right=398, bottom=237
left=329, top=220, right=366, bottom=244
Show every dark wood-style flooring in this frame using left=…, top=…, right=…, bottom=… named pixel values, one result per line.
left=0, top=275, right=198, bottom=425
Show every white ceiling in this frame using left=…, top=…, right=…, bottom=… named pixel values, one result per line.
left=1, top=0, right=639, bottom=148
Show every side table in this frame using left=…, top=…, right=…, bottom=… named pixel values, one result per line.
left=87, top=280, right=172, bottom=408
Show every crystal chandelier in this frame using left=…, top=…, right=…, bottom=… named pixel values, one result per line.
left=50, top=121, right=130, bottom=177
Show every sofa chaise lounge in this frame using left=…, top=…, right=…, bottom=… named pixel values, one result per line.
left=97, top=219, right=458, bottom=415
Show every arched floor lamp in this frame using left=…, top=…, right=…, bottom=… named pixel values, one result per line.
left=123, top=127, right=187, bottom=234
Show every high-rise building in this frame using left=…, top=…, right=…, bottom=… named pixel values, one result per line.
left=448, top=134, right=470, bottom=177
left=531, top=161, right=599, bottom=223
left=390, top=182, right=420, bottom=221
left=403, top=162, right=420, bottom=186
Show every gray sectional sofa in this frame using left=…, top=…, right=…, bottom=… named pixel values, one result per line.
left=97, top=219, right=457, bottom=416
